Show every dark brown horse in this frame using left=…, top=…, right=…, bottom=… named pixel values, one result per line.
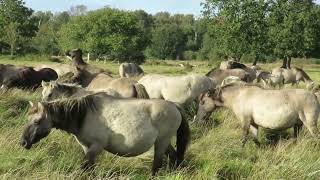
left=2, top=67, right=58, bottom=89
left=65, top=48, right=112, bottom=75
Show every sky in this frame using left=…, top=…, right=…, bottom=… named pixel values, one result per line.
left=24, top=0, right=204, bottom=16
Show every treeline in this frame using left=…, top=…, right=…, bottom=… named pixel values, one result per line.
left=0, top=0, right=320, bottom=64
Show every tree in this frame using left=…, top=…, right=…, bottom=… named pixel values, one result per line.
left=0, top=0, right=37, bottom=54
left=268, top=0, right=319, bottom=68
left=58, top=8, right=148, bottom=63
left=32, top=23, right=59, bottom=55
left=201, top=0, right=269, bottom=62
left=2, top=22, right=19, bottom=57
left=149, top=24, right=185, bottom=59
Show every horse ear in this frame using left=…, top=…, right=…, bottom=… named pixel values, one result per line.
left=29, top=101, right=34, bottom=107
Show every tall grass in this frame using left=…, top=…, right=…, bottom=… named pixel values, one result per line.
left=0, top=58, right=320, bottom=179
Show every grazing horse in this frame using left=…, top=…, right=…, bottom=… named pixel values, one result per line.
left=195, top=84, right=320, bottom=146
left=41, top=81, right=122, bottom=101
left=272, top=67, right=314, bottom=89
left=2, top=67, right=58, bottom=89
left=87, top=73, right=149, bottom=99
left=34, top=64, right=75, bottom=77
left=219, top=60, right=256, bottom=81
left=119, top=62, right=144, bottom=78
left=257, top=71, right=284, bottom=88
left=138, top=74, right=215, bottom=106
left=21, top=92, right=190, bottom=175
left=64, top=68, right=149, bottom=99
left=206, top=68, right=251, bottom=85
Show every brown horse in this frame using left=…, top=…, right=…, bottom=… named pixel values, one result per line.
left=2, top=67, right=58, bottom=89
left=65, top=48, right=112, bottom=75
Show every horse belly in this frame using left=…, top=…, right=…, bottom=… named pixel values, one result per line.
left=252, top=106, right=298, bottom=130
left=105, top=111, right=158, bottom=157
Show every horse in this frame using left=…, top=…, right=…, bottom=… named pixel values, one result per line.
left=21, top=92, right=190, bottom=175
left=41, top=81, right=122, bottom=101
left=119, top=62, right=144, bottom=78
left=87, top=73, right=149, bottom=99
left=272, top=67, right=314, bottom=89
left=138, top=74, right=215, bottom=106
left=195, top=84, right=320, bottom=146
left=219, top=60, right=256, bottom=81
left=0, top=64, right=27, bottom=85
left=206, top=68, right=251, bottom=85
left=220, top=76, right=245, bottom=87
left=34, top=64, right=75, bottom=77
left=65, top=48, right=112, bottom=75
left=257, top=71, right=284, bottom=88
left=2, top=67, right=58, bottom=89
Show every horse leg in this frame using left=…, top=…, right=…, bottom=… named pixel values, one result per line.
left=293, top=123, right=303, bottom=139
left=81, top=143, right=103, bottom=170
left=250, top=124, right=260, bottom=147
left=165, top=144, right=177, bottom=169
left=152, top=137, right=171, bottom=176
left=240, top=117, right=250, bottom=147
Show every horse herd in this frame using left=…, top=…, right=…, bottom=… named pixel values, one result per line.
left=2, top=49, right=320, bottom=175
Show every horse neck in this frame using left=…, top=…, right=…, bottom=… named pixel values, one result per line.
left=220, top=87, right=242, bottom=108
left=46, top=101, right=89, bottom=134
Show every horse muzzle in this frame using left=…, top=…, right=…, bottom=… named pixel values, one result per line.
left=20, top=139, right=32, bottom=149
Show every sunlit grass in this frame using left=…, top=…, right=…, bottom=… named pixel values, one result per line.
left=0, top=56, right=320, bottom=179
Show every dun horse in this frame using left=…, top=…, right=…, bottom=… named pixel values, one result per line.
left=195, top=84, right=320, bottom=146
left=41, top=81, right=121, bottom=101
left=206, top=68, right=251, bottom=85
left=119, top=62, right=144, bottom=78
left=138, top=74, right=214, bottom=105
left=272, top=67, right=314, bottom=89
left=21, top=92, right=190, bottom=175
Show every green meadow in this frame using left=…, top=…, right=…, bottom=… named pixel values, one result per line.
left=0, top=57, right=320, bottom=179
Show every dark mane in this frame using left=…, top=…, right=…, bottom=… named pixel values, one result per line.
left=56, top=83, right=82, bottom=96
left=43, top=93, right=100, bottom=133
left=228, top=61, right=247, bottom=69
left=294, top=67, right=312, bottom=81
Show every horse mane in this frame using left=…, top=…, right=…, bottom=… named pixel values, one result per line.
left=206, top=67, right=220, bottom=76
left=42, top=93, right=100, bottom=133
left=228, top=61, right=247, bottom=69
left=294, top=67, right=312, bottom=81
left=56, top=82, right=83, bottom=96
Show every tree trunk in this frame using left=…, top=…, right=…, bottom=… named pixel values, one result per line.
left=286, top=56, right=291, bottom=69
left=10, top=43, right=14, bottom=58
left=280, top=57, right=287, bottom=68
left=252, top=58, right=257, bottom=66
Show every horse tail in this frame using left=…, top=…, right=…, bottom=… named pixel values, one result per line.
left=133, top=83, right=149, bottom=99
left=176, top=106, right=191, bottom=166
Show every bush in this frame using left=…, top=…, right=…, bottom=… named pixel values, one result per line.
left=183, top=50, right=197, bottom=60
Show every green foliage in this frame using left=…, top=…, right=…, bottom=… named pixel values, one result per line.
left=57, top=8, right=147, bottom=63
left=0, top=0, right=38, bottom=55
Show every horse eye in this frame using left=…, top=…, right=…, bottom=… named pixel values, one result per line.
left=48, top=94, right=52, bottom=98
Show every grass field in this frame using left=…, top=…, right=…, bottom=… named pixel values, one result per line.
left=1, top=56, right=320, bottom=179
